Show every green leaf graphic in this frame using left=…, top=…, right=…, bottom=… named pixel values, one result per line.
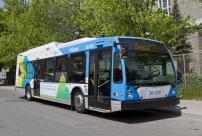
left=56, top=73, right=70, bottom=100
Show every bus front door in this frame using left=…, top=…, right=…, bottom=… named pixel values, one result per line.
left=88, top=49, right=112, bottom=110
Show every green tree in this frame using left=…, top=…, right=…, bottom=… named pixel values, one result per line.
left=0, top=0, right=195, bottom=70
left=78, top=0, right=193, bottom=50
left=172, top=0, right=191, bottom=54
left=0, top=0, right=28, bottom=69
left=0, top=0, right=77, bottom=70
left=0, top=8, right=5, bottom=36
left=172, top=0, right=182, bottom=23
left=26, top=0, right=77, bottom=43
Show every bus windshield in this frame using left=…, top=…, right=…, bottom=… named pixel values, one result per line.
left=119, top=38, right=176, bottom=86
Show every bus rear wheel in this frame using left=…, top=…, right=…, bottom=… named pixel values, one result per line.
left=25, top=85, right=32, bottom=101
left=74, top=91, right=85, bottom=113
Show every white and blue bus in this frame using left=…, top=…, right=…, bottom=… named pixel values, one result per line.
left=15, top=37, right=179, bottom=113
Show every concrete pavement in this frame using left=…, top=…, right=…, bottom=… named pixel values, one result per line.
left=0, top=85, right=14, bottom=90
left=158, top=100, right=202, bottom=117
left=0, top=86, right=202, bottom=136
left=177, top=100, right=202, bottom=116
left=1, top=86, right=202, bottom=116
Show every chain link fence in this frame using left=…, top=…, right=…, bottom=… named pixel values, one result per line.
left=173, top=51, right=202, bottom=99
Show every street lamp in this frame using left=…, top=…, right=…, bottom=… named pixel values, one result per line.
left=75, top=26, right=80, bottom=39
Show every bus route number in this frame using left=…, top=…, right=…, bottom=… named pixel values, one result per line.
left=148, top=89, right=162, bottom=96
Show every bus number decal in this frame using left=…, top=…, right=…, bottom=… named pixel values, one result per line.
left=148, top=89, right=162, bottom=96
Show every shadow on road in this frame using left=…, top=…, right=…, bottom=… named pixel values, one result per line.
left=21, top=97, right=182, bottom=124
left=87, top=109, right=181, bottom=124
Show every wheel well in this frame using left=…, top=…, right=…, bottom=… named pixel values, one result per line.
left=26, top=84, right=30, bottom=88
left=25, top=84, right=30, bottom=91
left=24, top=84, right=31, bottom=97
left=71, top=87, right=83, bottom=106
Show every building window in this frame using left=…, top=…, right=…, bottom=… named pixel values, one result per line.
left=158, top=0, right=171, bottom=16
left=44, top=58, right=55, bottom=82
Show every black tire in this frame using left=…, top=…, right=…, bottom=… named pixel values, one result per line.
left=25, top=85, right=32, bottom=101
left=74, top=91, right=85, bottom=113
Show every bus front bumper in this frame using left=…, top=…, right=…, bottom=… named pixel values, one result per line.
left=121, top=97, right=180, bottom=111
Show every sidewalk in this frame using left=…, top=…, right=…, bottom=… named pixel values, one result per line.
left=178, top=100, right=202, bottom=116
left=160, top=100, right=202, bottom=116
left=0, top=85, right=15, bottom=90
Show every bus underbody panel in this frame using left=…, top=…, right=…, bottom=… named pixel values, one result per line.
left=121, top=97, right=180, bottom=111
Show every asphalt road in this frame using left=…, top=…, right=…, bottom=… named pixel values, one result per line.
left=0, top=87, right=202, bottom=136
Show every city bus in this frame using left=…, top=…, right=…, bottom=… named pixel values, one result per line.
left=15, top=37, right=180, bottom=113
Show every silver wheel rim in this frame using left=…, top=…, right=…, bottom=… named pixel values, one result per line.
left=75, top=94, right=83, bottom=110
left=27, top=91, right=31, bottom=99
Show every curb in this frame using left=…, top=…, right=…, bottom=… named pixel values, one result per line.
left=0, top=86, right=15, bottom=90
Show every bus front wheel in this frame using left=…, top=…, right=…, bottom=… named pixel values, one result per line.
left=74, top=91, right=85, bottom=113
left=25, top=85, right=32, bottom=101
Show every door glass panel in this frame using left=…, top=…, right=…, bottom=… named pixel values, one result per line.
left=88, top=49, right=112, bottom=109
left=97, top=51, right=111, bottom=102
left=89, top=53, right=96, bottom=96
left=114, top=53, right=123, bottom=82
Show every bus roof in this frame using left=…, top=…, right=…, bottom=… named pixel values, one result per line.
left=57, top=37, right=97, bottom=48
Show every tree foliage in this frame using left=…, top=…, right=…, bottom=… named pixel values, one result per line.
left=78, top=0, right=193, bottom=50
left=0, top=0, right=195, bottom=70
left=172, top=0, right=192, bottom=54
left=0, top=0, right=77, bottom=70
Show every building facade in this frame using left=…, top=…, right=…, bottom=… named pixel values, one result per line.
left=158, top=0, right=202, bottom=73
left=158, top=0, right=202, bottom=51
left=176, top=0, right=202, bottom=73
left=0, top=69, right=8, bottom=85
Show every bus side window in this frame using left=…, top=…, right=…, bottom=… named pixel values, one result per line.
left=114, top=52, right=122, bottom=83
left=44, top=58, right=55, bottom=82
left=33, top=60, right=45, bottom=80
left=55, top=56, right=67, bottom=82
left=69, top=53, right=86, bottom=83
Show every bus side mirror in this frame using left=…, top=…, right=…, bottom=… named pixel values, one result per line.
left=121, top=45, right=128, bottom=59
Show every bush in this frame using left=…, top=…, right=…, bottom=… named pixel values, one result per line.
left=178, top=73, right=202, bottom=100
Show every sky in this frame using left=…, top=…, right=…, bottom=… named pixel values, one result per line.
left=0, top=0, right=4, bottom=7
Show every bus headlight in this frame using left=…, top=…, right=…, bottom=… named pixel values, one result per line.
left=172, top=90, right=176, bottom=96
left=168, top=89, right=177, bottom=97
left=128, top=91, right=133, bottom=99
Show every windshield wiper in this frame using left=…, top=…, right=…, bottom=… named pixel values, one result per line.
left=134, top=79, right=150, bottom=89
left=134, top=71, right=162, bottom=89
left=135, top=81, right=171, bottom=89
